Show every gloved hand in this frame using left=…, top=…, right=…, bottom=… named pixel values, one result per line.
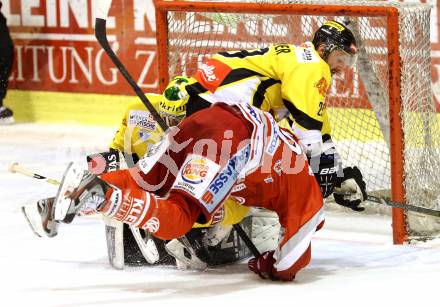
left=248, top=251, right=278, bottom=280
left=307, top=142, right=343, bottom=198
left=334, top=166, right=368, bottom=211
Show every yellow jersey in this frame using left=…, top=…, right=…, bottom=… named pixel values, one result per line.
left=109, top=94, right=249, bottom=227
left=110, top=94, right=164, bottom=160
left=190, top=42, right=332, bottom=141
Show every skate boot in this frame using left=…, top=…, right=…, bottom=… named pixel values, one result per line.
left=0, top=106, right=14, bottom=125
left=22, top=197, right=59, bottom=237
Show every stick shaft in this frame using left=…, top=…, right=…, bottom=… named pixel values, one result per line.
left=367, top=195, right=440, bottom=218
left=9, top=163, right=60, bottom=186
left=94, top=18, right=168, bottom=132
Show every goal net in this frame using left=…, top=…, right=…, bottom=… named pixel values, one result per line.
left=154, top=0, right=440, bottom=243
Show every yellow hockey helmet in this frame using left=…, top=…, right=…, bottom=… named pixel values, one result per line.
left=159, top=76, right=190, bottom=126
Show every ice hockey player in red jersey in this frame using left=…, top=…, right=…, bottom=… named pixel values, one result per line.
left=35, top=102, right=325, bottom=281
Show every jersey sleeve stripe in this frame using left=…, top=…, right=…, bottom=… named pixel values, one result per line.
left=252, top=78, right=281, bottom=108
left=218, top=48, right=269, bottom=58
left=282, top=98, right=323, bottom=131
left=220, top=68, right=264, bottom=87
left=274, top=208, right=325, bottom=271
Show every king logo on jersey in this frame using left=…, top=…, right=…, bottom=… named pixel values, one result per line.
left=182, top=158, right=210, bottom=184
left=172, top=154, right=221, bottom=199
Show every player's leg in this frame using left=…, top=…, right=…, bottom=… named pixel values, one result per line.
left=0, top=12, right=14, bottom=124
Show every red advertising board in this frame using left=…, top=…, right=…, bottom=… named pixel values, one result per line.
left=3, top=0, right=158, bottom=95
left=1, top=0, right=440, bottom=112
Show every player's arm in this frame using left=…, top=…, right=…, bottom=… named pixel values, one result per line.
left=273, top=47, right=342, bottom=198
left=86, top=104, right=138, bottom=175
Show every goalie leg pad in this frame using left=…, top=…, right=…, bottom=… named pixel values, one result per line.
left=103, top=216, right=125, bottom=270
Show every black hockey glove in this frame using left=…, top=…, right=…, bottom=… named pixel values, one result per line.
left=308, top=145, right=343, bottom=198
left=333, top=166, right=368, bottom=212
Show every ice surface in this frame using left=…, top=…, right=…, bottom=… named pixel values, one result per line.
left=1, top=123, right=440, bottom=307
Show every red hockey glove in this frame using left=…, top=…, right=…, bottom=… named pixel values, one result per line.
left=248, top=251, right=278, bottom=280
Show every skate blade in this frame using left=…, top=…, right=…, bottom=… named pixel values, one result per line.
left=21, top=203, right=58, bottom=238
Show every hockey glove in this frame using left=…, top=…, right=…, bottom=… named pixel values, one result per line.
left=333, top=166, right=368, bottom=212
left=53, top=163, right=112, bottom=223
left=308, top=143, right=343, bottom=198
left=248, top=251, right=279, bottom=281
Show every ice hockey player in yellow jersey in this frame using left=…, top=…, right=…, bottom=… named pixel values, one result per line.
left=185, top=20, right=367, bottom=211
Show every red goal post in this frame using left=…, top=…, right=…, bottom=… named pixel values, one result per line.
left=154, top=0, right=438, bottom=244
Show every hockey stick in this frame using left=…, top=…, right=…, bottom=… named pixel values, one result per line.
left=367, top=195, right=440, bottom=218
left=233, top=223, right=260, bottom=256
left=94, top=0, right=168, bottom=132
left=8, top=162, right=61, bottom=186
left=94, top=0, right=261, bottom=258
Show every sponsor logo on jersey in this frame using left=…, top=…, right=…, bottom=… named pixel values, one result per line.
left=128, top=110, right=156, bottom=130
left=245, top=104, right=262, bottom=124
left=194, top=58, right=232, bottom=92
left=201, top=144, right=250, bottom=213
left=315, top=77, right=328, bottom=96
left=182, top=157, right=210, bottom=184
left=266, top=117, right=280, bottom=155
left=138, top=130, right=150, bottom=141
left=296, top=46, right=319, bottom=63
left=303, top=49, right=313, bottom=61
left=172, top=154, right=220, bottom=199
left=114, top=194, right=146, bottom=224
left=231, top=183, right=246, bottom=192
left=199, top=63, right=217, bottom=82
left=107, top=153, right=119, bottom=172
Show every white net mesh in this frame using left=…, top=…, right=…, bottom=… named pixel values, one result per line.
left=159, top=0, right=440, bottom=239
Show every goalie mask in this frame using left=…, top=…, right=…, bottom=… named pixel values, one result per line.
left=312, top=20, right=358, bottom=68
left=159, top=76, right=190, bottom=127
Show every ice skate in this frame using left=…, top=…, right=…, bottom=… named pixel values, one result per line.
left=0, top=106, right=14, bottom=125
left=22, top=197, right=59, bottom=237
